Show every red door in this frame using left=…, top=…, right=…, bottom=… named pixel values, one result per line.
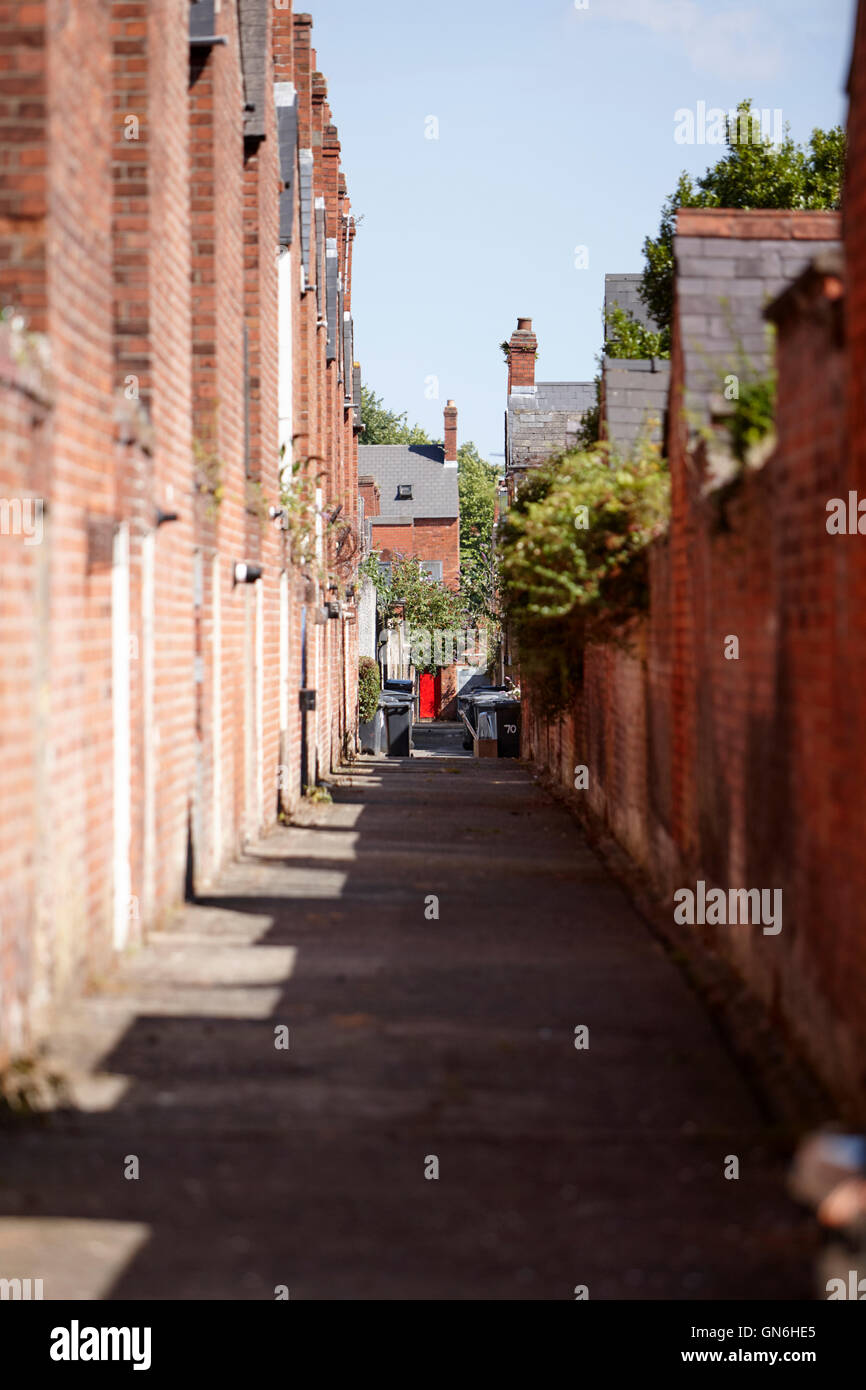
left=418, top=672, right=441, bottom=719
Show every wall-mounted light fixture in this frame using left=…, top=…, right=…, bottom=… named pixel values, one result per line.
left=233, top=562, right=263, bottom=587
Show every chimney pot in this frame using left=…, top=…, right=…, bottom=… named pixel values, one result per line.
left=443, top=400, right=458, bottom=465
left=506, top=317, right=538, bottom=392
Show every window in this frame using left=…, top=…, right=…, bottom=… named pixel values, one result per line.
left=419, top=560, right=442, bottom=583
left=397, top=483, right=413, bottom=500
left=377, top=561, right=393, bottom=584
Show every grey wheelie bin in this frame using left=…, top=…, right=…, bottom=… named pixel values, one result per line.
left=378, top=690, right=413, bottom=757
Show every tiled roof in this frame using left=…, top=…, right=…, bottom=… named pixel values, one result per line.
left=357, top=445, right=459, bottom=520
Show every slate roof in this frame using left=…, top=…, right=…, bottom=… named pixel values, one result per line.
left=674, top=225, right=841, bottom=435
left=357, top=445, right=459, bottom=520
left=315, top=201, right=325, bottom=316
left=325, top=240, right=338, bottom=361
left=298, top=150, right=314, bottom=278
left=604, top=273, right=658, bottom=344
left=189, top=0, right=218, bottom=43
left=275, top=83, right=297, bottom=246
left=533, top=382, right=598, bottom=413
left=505, top=381, right=596, bottom=472
left=343, top=314, right=354, bottom=405
left=237, top=0, right=269, bottom=139
left=602, top=357, right=670, bottom=456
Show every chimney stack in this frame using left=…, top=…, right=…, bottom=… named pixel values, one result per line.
left=443, top=399, right=458, bottom=466
left=507, top=317, right=537, bottom=393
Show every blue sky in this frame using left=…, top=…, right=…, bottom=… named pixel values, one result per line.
left=311, top=0, right=857, bottom=464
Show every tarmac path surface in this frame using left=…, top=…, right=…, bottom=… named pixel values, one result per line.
left=0, top=735, right=813, bottom=1299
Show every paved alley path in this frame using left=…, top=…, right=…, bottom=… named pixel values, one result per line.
left=0, top=749, right=814, bottom=1299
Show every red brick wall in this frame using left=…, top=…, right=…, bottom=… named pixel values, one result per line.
left=413, top=516, right=460, bottom=588
left=370, top=518, right=459, bottom=590
left=841, top=0, right=866, bottom=1105
left=523, top=216, right=865, bottom=1115
left=0, top=0, right=117, bottom=1045
left=0, top=1, right=363, bottom=1055
left=189, top=6, right=246, bottom=876
left=372, top=522, right=415, bottom=560
left=140, top=0, right=194, bottom=917
left=242, top=25, right=282, bottom=839
left=844, top=0, right=866, bottom=998
left=359, top=477, right=380, bottom=517
left=45, top=0, right=116, bottom=1005
left=0, top=0, right=48, bottom=323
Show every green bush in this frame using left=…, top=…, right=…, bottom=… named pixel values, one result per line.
left=358, top=656, right=380, bottom=723
left=722, top=368, right=776, bottom=466
left=498, top=442, right=670, bottom=715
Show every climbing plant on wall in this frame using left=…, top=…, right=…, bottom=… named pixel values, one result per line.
left=497, top=442, right=670, bottom=714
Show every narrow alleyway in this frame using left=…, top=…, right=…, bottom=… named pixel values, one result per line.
left=0, top=751, right=813, bottom=1300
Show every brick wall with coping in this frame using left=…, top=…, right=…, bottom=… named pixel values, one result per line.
left=522, top=208, right=866, bottom=1116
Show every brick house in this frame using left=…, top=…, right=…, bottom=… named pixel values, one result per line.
left=502, top=291, right=669, bottom=492
left=0, top=1, right=361, bottom=1057
left=358, top=400, right=460, bottom=587
left=358, top=402, right=461, bottom=717
left=503, top=318, right=594, bottom=499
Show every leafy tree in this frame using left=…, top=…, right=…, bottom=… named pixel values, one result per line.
left=605, top=304, right=670, bottom=360
left=359, top=384, right=433, bottom=445
left=639, top=102, right=845, bottom=334
left=361, top=551, right=463, bottom=626
left=364, top=554, right=466, bottom=673
left=458, top=441, right=499, bottom=617
left=498, top=442, right=669, bottom=714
